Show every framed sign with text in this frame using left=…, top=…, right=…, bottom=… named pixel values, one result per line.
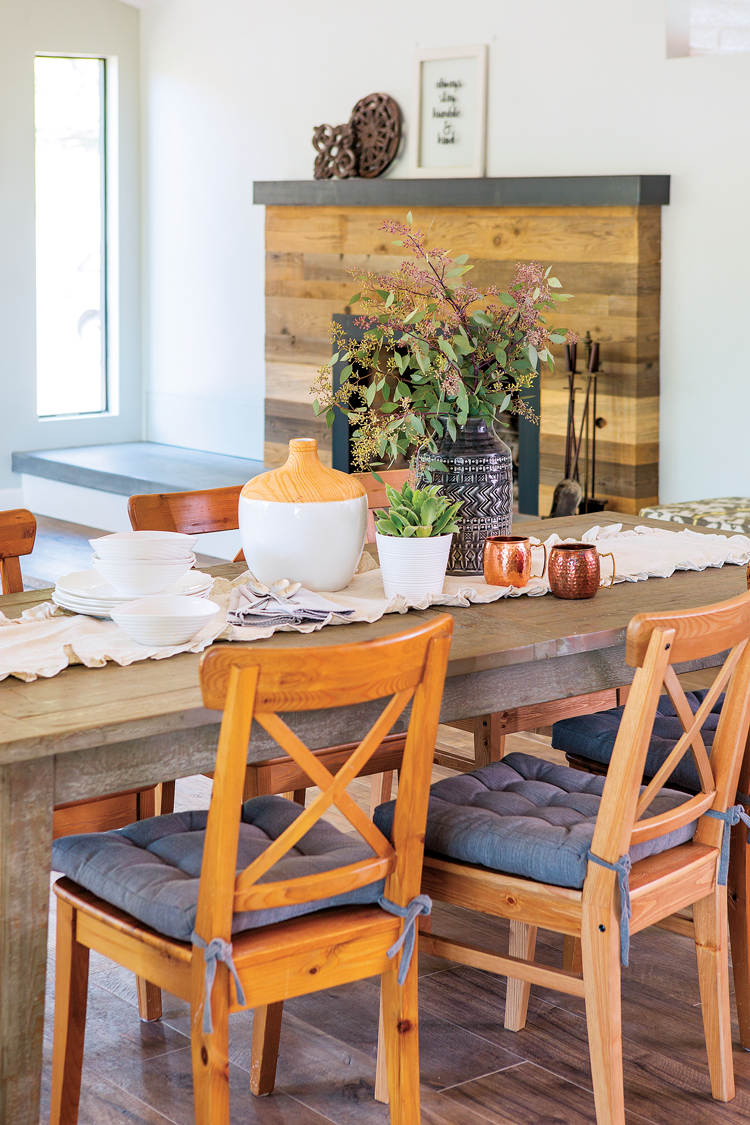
left=412, top=45, right=487, bottom=178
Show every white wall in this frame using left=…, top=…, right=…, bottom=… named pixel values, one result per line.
left=0, top=0, right=142, bottom=496
left=141, top=0, right=750, bottom=503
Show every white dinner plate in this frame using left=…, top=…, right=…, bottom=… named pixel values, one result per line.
left=53, top=569, right=214, bottom=618
left=55, top=568, right=213, bottom=601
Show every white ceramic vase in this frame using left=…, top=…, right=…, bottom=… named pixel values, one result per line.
left=376, top=533, right=453, bottom=598
left=238, top=438, right=367, bottom=592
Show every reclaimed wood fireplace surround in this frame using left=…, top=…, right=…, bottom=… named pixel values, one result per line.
left=254, top=176, right=669, bottom=515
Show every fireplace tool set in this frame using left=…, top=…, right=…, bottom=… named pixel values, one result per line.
left=549, top=332, right=606, bottom=517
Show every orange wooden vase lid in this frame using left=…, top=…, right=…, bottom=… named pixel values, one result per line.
left=240, top=439, right=366, bottom=504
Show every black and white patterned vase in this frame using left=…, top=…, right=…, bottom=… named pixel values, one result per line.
left=417, top=416, right=513, bottom=576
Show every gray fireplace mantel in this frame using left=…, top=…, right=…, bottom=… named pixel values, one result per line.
left=253, top=175, right=670, bottom=208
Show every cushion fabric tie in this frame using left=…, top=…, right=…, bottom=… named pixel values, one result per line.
left=586, top=852, right=632, bottom=967
left=706, top=804, right=750, bottom=885
left=378, top=894, right=432, bottom=984
left=191, top=932, right=247, bottom=1034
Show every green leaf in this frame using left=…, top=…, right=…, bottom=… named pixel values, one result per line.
left=549, top=333, right=566, bottom=343
left=548, top=278, right=562, bottom=288
left=496, top=293, right=517, bottom=308
left=446, top=265, right=474, bottom=277
left=420, top=497, right=438, bottom=526
left=385, top=291, right=395, bottom=308
left=330, top=352, right=340, bottom=365
left=326, top=409, right=335, bottom=427
left=375, top=518, right=400, bottom=537
left=453, top=253, right=470, bottom=265
left=438, top=337, right=458, bottom=362
left=471, top=310, right=494, bottom=327
left=391, top=240, right=404, bottom=246
left=365, top=382, right=377, bottom=406
left=528, top=344, right=539, bottom=370
left=401, top=524, right=416, bottom=537
left=406, top=210, right=413, bottom=226
left=415, top=526, right=432, bottom=537
left=447, top=416, right=457, bottom=441
left=375, top=289, right=390, bottom=300
left=348, top=293, right=361, bottom=304
left=380, top=401, right=400, bottom=413
left=371, top=471, right=384, bottom=484
left=312, top=398, right=321, bottom=415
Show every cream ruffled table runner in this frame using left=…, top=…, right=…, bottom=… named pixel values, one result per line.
left=1, top=523, right=749, bottom=683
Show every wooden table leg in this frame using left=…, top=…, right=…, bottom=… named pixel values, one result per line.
left=0, top=759, right=54, bottom=1124
left=473, top=714, right=506, bottom=766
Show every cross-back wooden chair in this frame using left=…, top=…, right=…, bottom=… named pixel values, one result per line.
left=0, top=509, right=167, bottom=1018
left=50, top=615, right=453, bottom=1125
left=399, top=591, right=750, bottom=1125
left=0, top=507, right=36, bottom=593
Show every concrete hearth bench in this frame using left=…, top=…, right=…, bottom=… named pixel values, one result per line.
left=639, top=497, right=750, bottom=536
left=12, top=442, right=265, bottom=558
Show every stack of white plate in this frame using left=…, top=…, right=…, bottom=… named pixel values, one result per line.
left=53, top=570, right=214, bottom=619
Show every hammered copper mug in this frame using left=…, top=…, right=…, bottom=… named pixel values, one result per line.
left=548, top=543, right=616, bottom=599
left=483, top=536, right=548, bottom=588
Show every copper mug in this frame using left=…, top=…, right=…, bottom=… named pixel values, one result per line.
left=483, top=536, right=548, bottom=588
left=548, top=543, right=616, bottom=599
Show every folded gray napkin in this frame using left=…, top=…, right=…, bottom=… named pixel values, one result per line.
left=226, top=583, right=355, bottom=628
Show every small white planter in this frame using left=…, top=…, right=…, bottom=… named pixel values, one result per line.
left=376, top=532, right=453, bottom=598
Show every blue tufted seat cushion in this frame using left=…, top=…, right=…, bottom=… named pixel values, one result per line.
left=373, top=752, right=697, bottom=890
left=551, top=690, right=724, bottom=794
left=52, top=795, right=384, bottom=941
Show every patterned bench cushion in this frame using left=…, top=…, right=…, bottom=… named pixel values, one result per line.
left=374, top=752, right=696, bottom=890
left=52, top=795, right=384, bottom=941
left=640, top=497, right=750, bottom=536
left=552, top=690, right=723, bottom=794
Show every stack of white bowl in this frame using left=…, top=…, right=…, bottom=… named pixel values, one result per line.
left=85, top=532, right=220, bottom=644
left=90, top=531, right=199, bottom=596
left=52, top=532, right=218, bottom=639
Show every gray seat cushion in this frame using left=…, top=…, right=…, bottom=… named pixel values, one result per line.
left=373, top=752, right=697, bottom=890
left=551, top=690, right=724, bottom=793
left=52, top=795, right=384, bottom=941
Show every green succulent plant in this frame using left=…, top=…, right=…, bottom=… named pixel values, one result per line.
left=374, top=481, right=462, bottom=539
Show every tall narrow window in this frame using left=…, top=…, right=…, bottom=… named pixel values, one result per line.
left=35, top=57, right=108, bottom=417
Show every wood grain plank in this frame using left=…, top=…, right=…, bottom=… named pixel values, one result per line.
left=0, top=758, right=53, bottom=1125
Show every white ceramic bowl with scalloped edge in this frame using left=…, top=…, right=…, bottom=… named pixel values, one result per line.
left=91, top=553, right=196, bottom=595
left=89, top=530, right=198, bottom=561
left=110, top=595, right=220, bottom=646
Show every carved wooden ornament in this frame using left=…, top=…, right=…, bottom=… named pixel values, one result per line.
left=313, top=93, right=401, bottom=180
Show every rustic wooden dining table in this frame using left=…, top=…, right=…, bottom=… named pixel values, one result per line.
left=2, top=511, right=749, bottom=1124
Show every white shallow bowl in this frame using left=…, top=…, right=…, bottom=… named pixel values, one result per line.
left=111, top=596, right=221, bottom=646
left=90, top=530, right=198, bottom=561
left=91, top=553, right=196, bottom=595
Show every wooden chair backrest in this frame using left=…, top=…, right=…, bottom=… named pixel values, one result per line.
left=587, top=589, right=750, bottom=888
left=195, top=614, right=453, bottom=943
left=0, top=508, right=36, bottom=594
left=354, top=471, right=411, bottom=544
left=128, top=486, right=245, bottom=561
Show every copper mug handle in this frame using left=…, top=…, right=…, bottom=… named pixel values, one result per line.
left=598, top=551, right=616, bottom=589
left=531, top=542, right=548, bottom=579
